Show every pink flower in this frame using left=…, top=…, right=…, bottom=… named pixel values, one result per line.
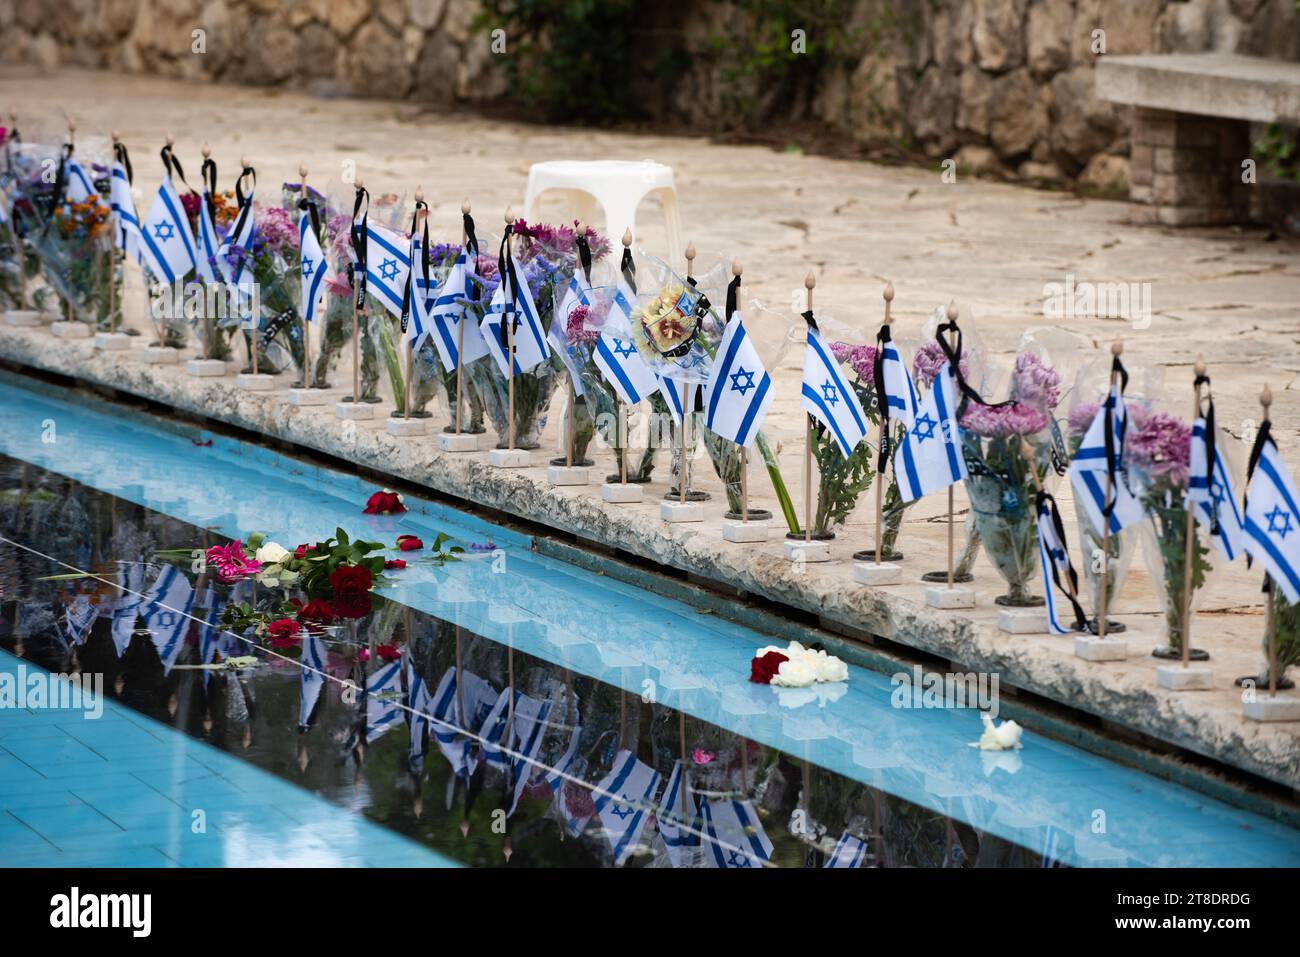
left=255, top=206, right=298, bottom=254
left=205, top=541, right=262, bottom=584
left=1127, top=411, right=1191, bottom=488
left=1010, top=352, right=1062, bottom=413
left=691, top=748, right=716, bottom=766
left=831, top=342, right=878, bottom=385
left=960, top=402, right=1050, bottom=439
left=511, top=219, right=611, bottom=264
left=566, top=305, right=598, bottom=346
left=913, top=341, right=968, bottom=390
left=1068, top=402, right=1100, bottom=437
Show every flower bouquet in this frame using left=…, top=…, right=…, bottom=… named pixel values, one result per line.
left=29, top=194, right=118, bottom=329
left=1128, top=407, right=1214, bottom=658
left=187, top=186, right=242, bottom=361
left=959, top=350, right=1066, bottom=606
left=225, top=204, right=305, bottom=374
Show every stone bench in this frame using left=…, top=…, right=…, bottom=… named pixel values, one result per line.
left=1096, top=53, right=1300, bottom=227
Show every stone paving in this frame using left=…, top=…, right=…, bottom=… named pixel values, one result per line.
left=5, top=67, right=1300, bottom=787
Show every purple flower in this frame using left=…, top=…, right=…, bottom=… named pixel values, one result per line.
left=255, top=205, right=298, bottom=254
left=1010, top=352, right=1062, bottom=412
left=914, top=341, right=968, bottom=390
left=566, top=305, right=597, bottom=346
left=1127, top=411, right=1191, bottom=488
left=1068, top=402, right=1100, bottom=438
left=830, top=342, right=879, bottom=385
left=960, top=402, right=1050, bottom=439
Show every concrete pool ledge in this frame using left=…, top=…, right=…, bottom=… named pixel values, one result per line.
left=3, top=324, right=1299, bottom=793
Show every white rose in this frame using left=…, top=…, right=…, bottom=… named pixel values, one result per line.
left=772, top=656, right=816, bottom=688
left=255, top=542, right=291, bottom=565
left=807, top=650, right=848, bottom=683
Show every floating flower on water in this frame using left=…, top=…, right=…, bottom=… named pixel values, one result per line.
left=959, top=402, right=1050, bottom=439
left=364, top=489, right=405, bottom=515
left=267, top=618, right=302, bottom=649
left=205, top=541, right=261, bottom=583
left=691, top=748, right=715, bottom=766
left=468, top=541, right=496, bottom=552
left=396, top=534, right=423, bottom=552
left=1127, top=411, right=1191, bottom=488
left=752, top=640, right=849, bottom=687
left=385, top=558, right=407, bottom=570
left=293, top=598, right=336, bottom=626
left=749, top=650, right=789, bottom=685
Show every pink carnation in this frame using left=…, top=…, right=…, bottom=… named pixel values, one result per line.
left=960, top=402, right=1050, bottom=439
left=1068, top=401, right=1100, bottom=437
left=255, top=206, right=298, bottom=254
left=1011, top=352, right=1062, bottom=412
left=831, top=342, right=878, bottom=385
left=205, top=541, right=262, bottom=584
left=1127, top=411, right=1191, bottom=488
left=565, top=305, right=597, bottom=346
left=914, top=341, right=968, bottom=390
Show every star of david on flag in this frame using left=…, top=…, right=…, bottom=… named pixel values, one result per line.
left=362, top=223, right=410, bottom=320
left=593, top=749, right=661, bottom=866
left=893, top=359, right=967, bottom=502
left=700, top=797, right=772, bottom=869
left=801, top=326, right=869, bottom=456
left=140, top=176, right=197, bottom=284
left=595, top=332, right=659, bottom=406
left=1243, top=438, right=1300, bottom=604
left=703, top=311, right=773, bottom=448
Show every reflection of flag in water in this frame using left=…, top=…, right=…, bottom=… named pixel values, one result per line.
left=1243, top=436, right=1300, bottom=604
left=893, top=360, right=967, bottom=503
left=505, top=693, right=556, bottom=815
left=63, top=595, right=97, bottom=646
left=700, top=797, right=772, bottom=869
left=656, top=759, right=700, bottom=868
left=801, top=325, right=868, bottom=456
left=196, top=587, right=225, bottom=689
left=703, top=313, right=773, bottom=448
left=406, top=656, right=433, bottom=771
left=593, top=749, right=661, bottom=866
left=429, top=667, right=499, bottom=779
left=365, top=223, right=410, bottom=320
left=110, top=563, right=145, bottom=656
left=481, top=257, right=550, bottom=376
left=595, top=333, right=659, bottom=406
left=543, top=694, right=582, bottom=794
left=300, top=634, right=327, bottom=731
left=1041, top=824, right=1062, bottom=868
left=1067, top=382, right=1145, bottom=535
left=140, top=565, right=195, bottom=674
left=365, top=660, right=403, bottom=743
left=1188, top=416, right=1245, bottom=562
left=824, top=831, right=868, bottom=869
left=140, top=176, right=197, bottom=284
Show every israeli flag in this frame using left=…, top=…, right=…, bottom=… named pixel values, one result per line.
left=604, top=269, right=637, bottom=339
left=656, top=759, right=700, bottom=868
left=140, top=565, right=195, bottom=675
left=703, top=312, right=773, bottom=448
left=110, top=162, right=143, bottom=265
left=422, top=248, right=488, bottom=370
left=140, top=176, right=197, bottom=284
left=218, top=184, right=257, bottom=310
left=699, top=797, right=772, bottom=869
left=63, top=595, right=98, bottom=646
left=894, top=361, right=967, bottom=503
left=481, top=257, right=550, bottom=376
left=593, top=750, right=661, bottom=866
left=64, top=157, right=96, bottom=203
left=406, top=235, right=432, bottom=347
left=595, top=333, right=659, bottom=406
left=299, top=633, right=327, bottom=730
left=549, top=276, right=590, bottom=398
left=195, top=192, right=222, bottom=284
left=365, top=660, right=403, bottom=744
left=543, top=697, right=582, bottom=794
left=298, top=211, right=328, bottom=323
left=365, top=223, right=410, bottom=319
left=1243, top=440, right=1300, bottom=604
left=110, top=562, right=147, bottom=656
left=801, top=326, right=869, bottom=456
left=881, top=339, right=920, bottom=427
left=659, top=374, right=688, bottom=423
left=429, top=667, right=474, bottom=778
left=1067, top=385, right=1146, bottom=535
left=506, top=693, right=555, bottom=815
left=1188, top=417, right=1245, bottom=563
left=824, top=831, right=868, bottom=869
left=1037, top=494, right=1084, bottom=635
left=196, top=587, right=225, bottom=689
left=406, top=656, right=433, bottom=769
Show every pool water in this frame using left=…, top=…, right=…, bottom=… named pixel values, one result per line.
left=1, top=375, right=1298, bottom=868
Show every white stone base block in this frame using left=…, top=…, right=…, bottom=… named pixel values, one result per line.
left=438, top=432, right=479, bottom=452
left=660, top=501, right=704, bottom=523
left=722, top=519, right=768, bottom=543
left=1156, top=664, right=1213, bottom=691
left=1074, top=635, right=1129, bottom=661
left=1242, top=695, right=1300, bottom=722
left=601, top=482, right=643, bottom=504
left=50, top=321, right=90, bottom=339
left=5, top=310, right=44, bottom=326
left=854, top=561, right=902, bottom=585
left=236, top=373, right=274, bottom=391
left=925, top=585, right=976, bottom=609
left=335, top=401, right=374, bottom=420
left=185, top=358, right=226, bottom=377
left=94, top=332, right=131, bottom=351
left=547, top=465, right=588, bottom=486
left=386, top=418, right=427, bottom=437
left=784, top=540, right=830, bottom=563
left=489, top=448, right=530, bottom=468
left=141, top=346, right=180, bottom=365
left=286, top=387, right=328, bottom=406
left=997, top=608, right=1050, bottom=634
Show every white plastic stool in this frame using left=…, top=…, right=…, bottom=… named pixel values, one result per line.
left=523, top=160, right=683, bottom=264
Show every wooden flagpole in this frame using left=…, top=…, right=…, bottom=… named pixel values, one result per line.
left=455, top=199, right=470, bottom=435
left=1097, top=340, right=1123, bottom=639
left=406, top=186, right=426, bottom=423
left=874, top=281, right=894, bottom=565
left=618, top=227, right=632, bottom=485
left=299, top=163, right=313, bottom=383
left=735, top=259, right=749, bottom=523
left=1181, top=356, right=1206, bottom=669
left=1262, top=384, right=1278, bottom=697
left=944, top=301, right=958, bottom=589
left=239, top=156, right=258, bottom=378
left=505, top=205, right=516, bottom=452
left=108, top=130, right=121, bottom=337
left=351, top=176, right=363, bottom=405
left=680, top=241, right=696, bottom=506
left=8, top=112, right=28, bottom=314
left=804, top=272, right=816, bottom=544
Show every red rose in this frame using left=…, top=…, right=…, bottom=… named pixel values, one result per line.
left=268, top=618, right=302, bottom=649
left=295, top=598, right=336, bottom=626
left=329, top=564, right=374, bottom=619
left=385, top=558, right=407, bottom=570
left=364, top=490, right=405, bottom=515
left=376, top=643, right=400, bottom=663
left=396, top=534, right=423, bottom=552
left=294, top=543, right=315, bottom=560
left=749, top=650, right=788, bottom=685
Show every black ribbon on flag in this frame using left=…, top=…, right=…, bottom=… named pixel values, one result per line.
left=935, top=317, right=1013, bottom=413
left=200, top=155, right=218, bottom=223
left=462, top=210, right=481, bottom=306
left=725, top=273, right=741, bottom=324
left=873, top=324, right=893, bottom=470
left=47, top=142, right=72, bottom=218
left=400, top=200, right=429, bottom=336
left=1243, top=409, right=1275, bottom=579
left=159, top=143, right=197, bottom=197
left=114, top=141, right=133, bottom=186
left=1037, top=489, right=1090, bottom=633
left=349, top=185, right=369, bottom=309
left=1100, top=352, right=1130, bottom=521
left=576, top=231, right=592, bottom=285
left=496, top=222, right=516, bottom=352
left=620, top=246, right=635, bottom=295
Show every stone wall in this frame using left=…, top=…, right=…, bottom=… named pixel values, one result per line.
left=1, top=0, right=1296, bottom=191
